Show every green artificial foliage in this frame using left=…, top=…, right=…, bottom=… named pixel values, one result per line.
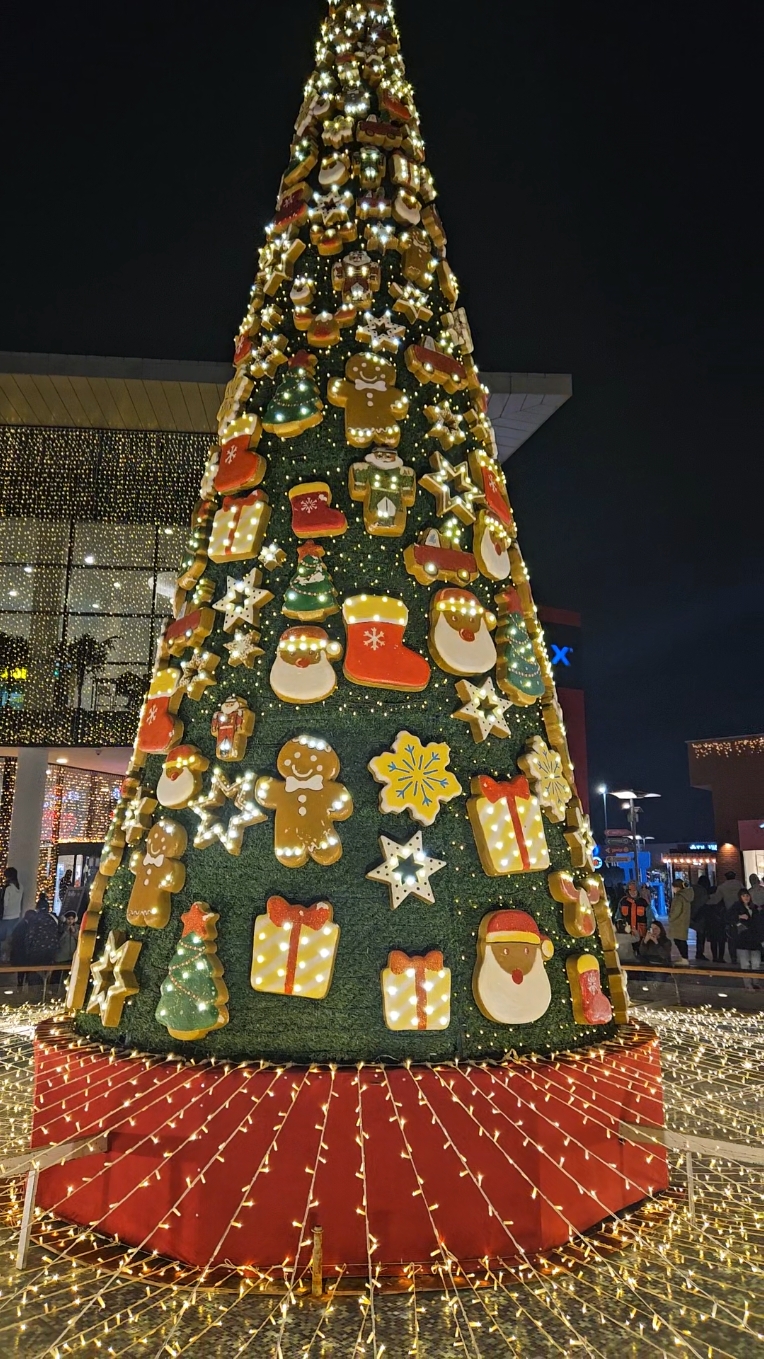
left=75, top=0, right=616, bottom=1064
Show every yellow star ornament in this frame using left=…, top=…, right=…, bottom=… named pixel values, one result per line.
left=86, top=930, right=142, bottom=1029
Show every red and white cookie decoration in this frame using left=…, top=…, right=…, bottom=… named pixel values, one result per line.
left=270, top=626, right=343, bottom=704
left=428, top=588, right=497, bottom=676
left=156, top=745, right=210, bottom=810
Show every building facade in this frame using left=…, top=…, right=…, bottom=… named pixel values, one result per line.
left=688, top=734, right=764, bottom=881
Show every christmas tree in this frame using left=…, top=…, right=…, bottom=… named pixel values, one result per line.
left=154, top=902, right=229, bottom=1040
left=282, top=541, right=339, bottom=620
left=72, top=0, right=627, bottom=1067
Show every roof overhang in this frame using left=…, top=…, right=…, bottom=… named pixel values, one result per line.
left=0, top=352, right=571, bottom=460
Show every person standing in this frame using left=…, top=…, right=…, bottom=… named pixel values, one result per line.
left=616, top=882, right=652, bottom=951
left=0, top=867, right=23, bottom=956
left=708, top=870, right=745, bottom=964
left=729, top=889, right=762, bottom=982
left=667, top=878, right=693, bottom=963
left=749, top=873, right=764, bottom=907
left=690, top=873, right=712, bottom=962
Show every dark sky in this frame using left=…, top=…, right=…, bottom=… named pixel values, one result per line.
left=1, top=0, right=761, bottom=842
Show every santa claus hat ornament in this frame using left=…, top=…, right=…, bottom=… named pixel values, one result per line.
left=484, top=909, right=554, bottom=958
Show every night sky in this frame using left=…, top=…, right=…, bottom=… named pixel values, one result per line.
left=1, top=0, right=761, bottom=843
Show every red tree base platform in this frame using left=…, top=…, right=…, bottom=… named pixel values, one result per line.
left=31, top=1022, right=668, bottom=1278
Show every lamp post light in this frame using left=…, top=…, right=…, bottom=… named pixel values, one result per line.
left=597, top=784, right=608, bottom=839
left=609, top=789, right=661, bottom=885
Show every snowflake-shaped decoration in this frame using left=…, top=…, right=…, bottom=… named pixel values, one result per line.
left=356, top=308, right=406, bottom=353
left=424, top=400, right=467, bottom=452
left=364, top=627, right=385, bottom=651
left=565, top=798, right=597, bottom=871
left=517, top=736, right=572, bottom=823
left=224, top=629, right=264, bottom=670
left=368, top=730, right=463, bottom=827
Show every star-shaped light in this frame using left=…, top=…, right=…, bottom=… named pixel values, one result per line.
left=565, top=798, right=597, bottom=870
left=224, top=629, right=264, bottom=669
left=452, top=677, right=512, bottom=744
left=309, top=187, right=354, bottom=226
left=212, top=569, right=273, bottom=633
left=356, top=308, right=406, bottom=353
left=122, top=788, right=158, bottom=844
left=419, top=452, right=483, bottom=524
left=178, top=647, right=221, bottom=701
left=367, top=831, right=446, bottom=910
left=189, top=768, right=267, bottom=856
left=424, top=400, right=467, bottom=451
left=258, top=541, right=287, bottom=571
left=86, top=930, right=142, bottom=1029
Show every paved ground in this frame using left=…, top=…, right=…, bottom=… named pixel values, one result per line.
left=0, top=1002, right=761, bottom=1357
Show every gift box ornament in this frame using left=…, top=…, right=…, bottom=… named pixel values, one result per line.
left=208, top=491, right=271, bottom=563
left=467, top=774, right=550, bottom=876
left=381, top=949, right=451, bottom=1031
left=250, top=896, right=340, bottom=999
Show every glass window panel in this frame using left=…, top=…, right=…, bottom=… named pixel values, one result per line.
left=67, top=615, right=151, bottom=666
left=0, top=518, right=70, bottom=566
left=154, top=571, right=176, bottom=616
left=67, top=567, right=153, bottom=617
left=73, top=522, right=155, bottom=569
left=157, top=526, right=182, bottom=570
left=0, top=613, right=31, bottom=641
left=0, top=565, right=66, bottom=612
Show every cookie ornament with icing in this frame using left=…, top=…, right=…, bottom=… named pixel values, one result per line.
left=428, top=588, right=497, bottom=676
left=157, top=745, right=210, bottom=810
left=255, top=735, right=353, bottom=868
left=270, top=627, right=343, bottom=704
left=328, top=352, right=410, bottom=448
left=473, top=510, right=512, bottom=582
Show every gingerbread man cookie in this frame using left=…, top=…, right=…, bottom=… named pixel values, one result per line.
left=255, top=735, right=353, bottom=867
left=127, top=819, right=187, bottom=929
left=327, top=352, right=409, bottom=448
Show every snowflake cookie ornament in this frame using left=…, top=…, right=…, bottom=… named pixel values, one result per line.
left=517, top=736, right=573, bottom=823
left=368, top=731, right=463, bottom=826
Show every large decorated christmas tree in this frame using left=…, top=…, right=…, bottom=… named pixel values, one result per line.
left=69, top=0, right=627, bottom=1068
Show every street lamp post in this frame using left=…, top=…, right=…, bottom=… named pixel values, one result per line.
left=597, top=784, right=608, bottom=840
left=609, top=789, right=661, bottom=885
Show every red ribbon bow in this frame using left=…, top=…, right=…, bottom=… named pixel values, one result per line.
left=267, top=896, right=332, bottom=996
left=475, top=775, right=532, bottom=870
left=388, top=950, right=444, bottom=1030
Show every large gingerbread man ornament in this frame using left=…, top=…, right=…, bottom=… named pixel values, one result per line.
left=328, top=351, right=409, bottom=448
left=127, top=819, right=187, bottom=929
left=255, top=735, right=353, bottom=867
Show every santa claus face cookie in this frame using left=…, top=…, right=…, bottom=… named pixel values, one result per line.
left=473, top=910, right=554, bottom=1025
left=428, top=588, right=497, bottom=676
left=473, top=511, right=511, bottom=582
left=270, top=627, right=343, bottom=704
left=156, top=745, right=210, bottom=809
